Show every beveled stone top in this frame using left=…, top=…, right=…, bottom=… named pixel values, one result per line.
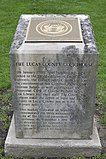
left=10, top=14, right=98, bottom=54
left=25, top=17, right=83, bottom=43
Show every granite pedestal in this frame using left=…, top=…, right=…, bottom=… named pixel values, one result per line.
left=5, top=116, right=101, bottom=158
left=5, top=14, right=102, bottom=158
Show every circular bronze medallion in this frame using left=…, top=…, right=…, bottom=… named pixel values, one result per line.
left=36, top=20, right=72, bottom=37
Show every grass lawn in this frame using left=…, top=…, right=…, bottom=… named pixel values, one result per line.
left=0, top=0, right=106, bottom=104
left=0, top=0, right=106, bottom=158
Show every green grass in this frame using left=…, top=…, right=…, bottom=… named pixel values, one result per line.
left=0, top=0, right=106, bottom=104
left=0, top=92, right=12, bottom=103
left=101, top=112, right=106, bottom=124
left=0, top=0, right=106, bottom=158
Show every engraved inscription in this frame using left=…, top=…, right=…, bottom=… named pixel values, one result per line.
left=12, top=53, right=95, bottom=137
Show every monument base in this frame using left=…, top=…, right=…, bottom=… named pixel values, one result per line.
left=5, top=116, right=101, bottom=158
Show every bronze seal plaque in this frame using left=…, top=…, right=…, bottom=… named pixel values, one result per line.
left=36, top=20, right=72, bottom=37
left=25, top=17, right=83, bottom=42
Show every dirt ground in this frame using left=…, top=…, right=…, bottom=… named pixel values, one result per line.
left=95, top=104, right=106, bottom=153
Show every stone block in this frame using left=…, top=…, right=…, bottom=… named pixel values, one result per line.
left=10, top=14, right=98, bottom=139
left=5, top=116, right=101, bottom=158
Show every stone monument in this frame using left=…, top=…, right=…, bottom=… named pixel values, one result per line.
left=5, top=14, right=101, bottom=158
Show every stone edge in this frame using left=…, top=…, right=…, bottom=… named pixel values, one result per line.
left=5, top=116, right=101, bottom=158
